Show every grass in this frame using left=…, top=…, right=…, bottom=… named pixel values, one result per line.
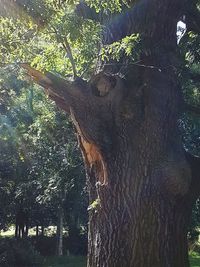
left=1, top=231, right=199, bottom=267
left=42, top=253, right=200, bottom=267
left=43, top=256, right=86, bottom=267
left=190, top=251, right=200, bottom=267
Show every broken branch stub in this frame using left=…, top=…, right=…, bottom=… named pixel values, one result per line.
left=20, top=64, right=129, bottom=154
left=20, top=64, right=89, bottom=113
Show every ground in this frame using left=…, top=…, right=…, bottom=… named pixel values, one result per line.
left=1, top=229, right=199, bottom=266
left=190, top=252, right=200, bottom=267
left=44, top=255, right=86, bottom=267
left=43, top=253, right=200, bottom=267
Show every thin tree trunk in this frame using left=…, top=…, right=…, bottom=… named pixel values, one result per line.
left=15, top=224, right=18, bottom=238
left=25, top=224, right=29, bottom=237
left=41, top=225, right=44, bottom=236
left=36, top=225, right=39, bottom=237
left=56, top=205, right=64, bottom=256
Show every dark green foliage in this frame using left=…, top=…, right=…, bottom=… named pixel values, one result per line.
left=0, top=66, right=87, bottom=249
left=30, top=234, right=87, bottom=256
left=0, top=238, right=43, bottom=267
left=30, top=236, right=58, bottom=256
left=188, top=199, right=200, bottom=244
left=190, top=252, right=200, bottom=267
left=66, top=228, right=87, bottom=255
left=43, top=255, right=86, bottom=267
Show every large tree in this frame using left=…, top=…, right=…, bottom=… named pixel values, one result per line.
left=1, top=0, right=200, bottom=266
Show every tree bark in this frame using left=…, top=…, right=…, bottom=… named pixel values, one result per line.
left=20, top=0, right=200, bottom=266
left=84, top=65, right=193, bottom=267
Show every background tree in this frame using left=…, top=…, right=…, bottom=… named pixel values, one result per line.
left=0, top=65, right=87, bottom=252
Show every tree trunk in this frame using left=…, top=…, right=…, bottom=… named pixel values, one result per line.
left=80, top=44, right=194, bottom=265
left=15, top=224, right=19, bottom=238
left=36, top=225, right=39, bottom=237
left=87, top=152, right=191, bottom=267
left=56, top=205, right=64, bottom=256
left=25, top=224, right=29, bottom=237
left=41, top=225, right=44, bottom=236
left=21, top=0, right=200, bottom=266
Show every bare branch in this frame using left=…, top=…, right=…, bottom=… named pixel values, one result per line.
left=62, top=37, right=77, bottom=78
left=51, top=26, right=77, bottom=79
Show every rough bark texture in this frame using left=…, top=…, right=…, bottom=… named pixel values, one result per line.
left=20, top=0, right=200, bottom=266
left=84, top=62, right=192, bottom=267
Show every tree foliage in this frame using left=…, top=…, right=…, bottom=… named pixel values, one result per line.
left=0, top=65, right=87, bottom=235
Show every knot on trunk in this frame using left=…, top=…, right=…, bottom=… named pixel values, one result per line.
left=154, top=159, right=191, bottom=197
left=90, top=73, right=117, bottom=97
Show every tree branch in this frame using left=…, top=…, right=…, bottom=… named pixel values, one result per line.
left=50, top=26, right=77, bottom=78
left=62, top=37, right=77, bottom=78
left=76, top=0, right=183, bottom=45
left=19, top=64, right=126, bottom=151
